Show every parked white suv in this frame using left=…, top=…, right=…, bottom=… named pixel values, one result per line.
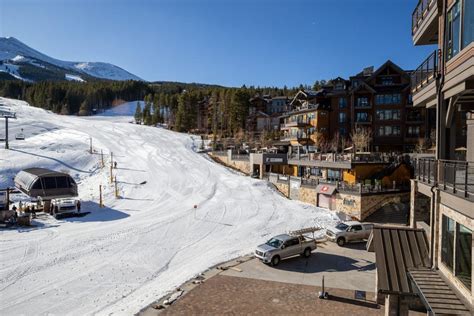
left=326, top=221, right=373, bottom=246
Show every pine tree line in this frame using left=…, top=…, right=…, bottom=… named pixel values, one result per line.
left=0, top=79, right=311, bottom=137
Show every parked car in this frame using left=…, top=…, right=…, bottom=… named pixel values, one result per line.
left=326, top=221, right=373, bottom=246
left=50, top=198, right=79, bottom=218
left=255, top=233, right=317, bottom=266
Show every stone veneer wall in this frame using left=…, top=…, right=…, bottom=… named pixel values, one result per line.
left=299, top=186, right=317, bottom=206
left=274, top=181, right=290, bottom=197
left=334, top=192, right=409, bottom=221
left=335, top=193, right=362, bottom=219
left=209, top=154, right=251, bottom=175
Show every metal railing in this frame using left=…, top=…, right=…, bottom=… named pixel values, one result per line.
left=231, top=154, right=249, bottom=161
left=288, top=152, right=395, bottom=164
left=411, top=50, right=439, bottom=94
left=415, top=158, right=474, bottom=199
left=412, top=0, right=435, bottom=34
left=414, top=157, right=437, bottom=184
left=438, top=160, right=474, bottom=199
left=300, top=177, right=409, bottom=194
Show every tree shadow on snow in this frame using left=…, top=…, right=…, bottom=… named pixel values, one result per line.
left=61, top=201, right=130, bottom=223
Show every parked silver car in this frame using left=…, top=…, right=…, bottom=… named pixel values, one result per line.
left=326, top=221, right=373, bottom=246
left=255, top=234, right=317, bottom=266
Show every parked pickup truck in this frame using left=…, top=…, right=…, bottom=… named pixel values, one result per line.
left=326, top=221, right=373, bottom=246
left=255, top=233, right=317, bottom=266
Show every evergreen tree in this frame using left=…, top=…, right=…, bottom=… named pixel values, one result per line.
left=134, top=102, right=142, bottom=124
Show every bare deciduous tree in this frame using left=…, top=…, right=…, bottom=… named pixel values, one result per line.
left=350, top=126, right=372, bottom=152
left=312, top=130, right=325, bottom=152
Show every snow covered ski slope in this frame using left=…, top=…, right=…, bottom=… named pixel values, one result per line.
left=0, top=98, right=337, bottom=315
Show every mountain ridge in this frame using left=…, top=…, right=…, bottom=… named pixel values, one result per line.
left=0, top=37, right=143, bottom=82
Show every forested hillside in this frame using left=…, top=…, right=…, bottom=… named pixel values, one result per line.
left=0, top=79, right=316, bottom=137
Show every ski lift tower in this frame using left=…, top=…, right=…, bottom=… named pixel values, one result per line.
left=0, top=106, right=17, bottom=150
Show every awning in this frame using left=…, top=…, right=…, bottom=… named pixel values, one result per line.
left=409, top=268, right=471, bottom=315
left=367, top=226, right=430, bottom=295
left=455, top=146, right=467, bottom=151
left=315, top=184, right=336, bottom=195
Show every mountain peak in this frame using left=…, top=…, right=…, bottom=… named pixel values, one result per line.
left=0, top=37, right=143, bottom=82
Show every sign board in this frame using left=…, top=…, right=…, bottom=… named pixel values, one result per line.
left=265, top=157, right=283, bottom=163
left=262, top=153, right=287, bottom=165
left=354, top=290, right=366, bottom=300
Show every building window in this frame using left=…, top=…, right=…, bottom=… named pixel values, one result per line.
left=335, top=82, right=345, bottom=90
left=356, top=97, right=369, bottom=107
left=375, top=94, right=401, bottom=105
left=328, top=169, right=341, bottom=181
left=339, top=127, right=346, bottom=136
left=464, top=0, right=474, bottom=49
left=447, top=0, right=462, bottom=60
left=407, top=126, right=420, bottom=137
left=339, top=112, right=347, bottom=123
left=456, top=224, right=472, bottom=289
left=442, top=215, right=455, bottom=271
left=310, top=167, right=322, bottom=176
left=338, top=98, right=347, bottom=109
left=376, top=110, right=401, bottom=121
left=441, top=215, right=472, bottom=290
left=381, top=76, right=394, bottom=85
left=356, top=112, right=369, bottom=122
left=378, top=125, right=401, bottom=136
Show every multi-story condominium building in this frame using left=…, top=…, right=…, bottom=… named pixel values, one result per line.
left=280, top=89, right=331, bottom=147
left=247, top=95, right=289, bottom=136
left=282, top=61, right=429, bottom=153
left=369, top=1, right=473, bottom=315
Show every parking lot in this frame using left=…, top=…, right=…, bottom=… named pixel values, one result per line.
left=221, top=240, right=376, bottom=292
left=142, top=240, right=388, bottom=315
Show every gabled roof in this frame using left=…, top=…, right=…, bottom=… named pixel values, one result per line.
left=367, top=60, right=410, bottom=82
left=351, top=81, right=376, bottom=94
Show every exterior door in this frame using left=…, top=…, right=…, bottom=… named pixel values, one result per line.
left=318, top=194, right=330, bottom=209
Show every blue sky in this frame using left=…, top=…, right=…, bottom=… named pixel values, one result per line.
left=0, top=0, right=434, bottom=87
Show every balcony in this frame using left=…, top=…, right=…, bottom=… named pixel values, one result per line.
left=281, top=132, right=310, bottom=142
left=412, top=0, right=438, bottom=45
left=415, top=158, right=474, bottom=200
left=355, top=116, right=372, bottom=124
left=406, top=114, right=424, bottom=124
left=411, top=50, right=439, bottom=107
left=282, top=119, right=311, bottom=129
left=354, top=103, right=371, bottom=110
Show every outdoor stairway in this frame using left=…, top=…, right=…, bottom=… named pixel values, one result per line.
left=409, top=269, right=472, bottom=315
left=364, top=203, right=409, bottom=226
